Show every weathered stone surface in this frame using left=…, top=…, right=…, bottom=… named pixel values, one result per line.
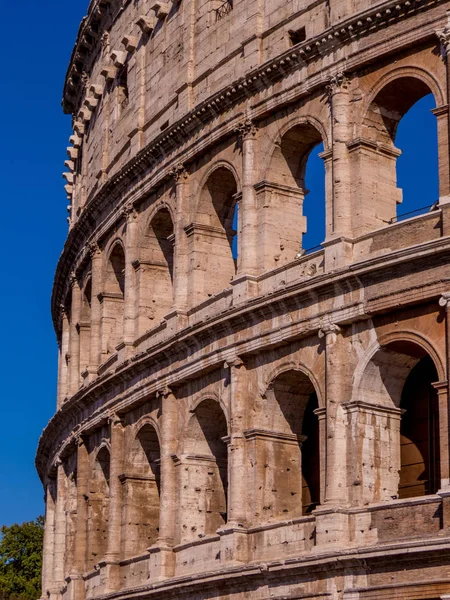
left=37, top=0, right=450, bottom=599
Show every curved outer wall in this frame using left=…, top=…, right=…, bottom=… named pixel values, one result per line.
left=37, top=0, right=450, bottom=599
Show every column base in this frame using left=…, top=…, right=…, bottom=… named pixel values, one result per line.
left=438, top=489, right=450, bottom=529
left=323, top=236, right=353, bottom=271
left=99, top=559, right=121, bottom=593
left=313, top=506, right=350, bottom=548
left=148, top=543, right=175, bottom=581
left=217, top=524, right=249, bottom=564
left=64, top=575, right=85, bottom=600
left=231, top=274, right=259, bottom=306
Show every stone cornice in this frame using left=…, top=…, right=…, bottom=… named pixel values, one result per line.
left=38, top=237, right=450, bottom=481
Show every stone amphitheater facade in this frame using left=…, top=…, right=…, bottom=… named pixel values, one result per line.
left=36, top=0, right=450, bottom=598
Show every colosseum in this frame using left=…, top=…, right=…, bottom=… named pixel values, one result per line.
left=36, top=0, right=450, bottom=598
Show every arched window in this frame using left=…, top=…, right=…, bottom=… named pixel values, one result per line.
left=189, top=167, right=238, bottom=304
left=358, top=340, right=440, bottom=502
left=79, top=277, right=92, bottom=375
left=180, top=399, right=228, bottom=542
left=362, top=77, right=438, bottom=229
left=262, top=123, right=326, bottom=271
left=137, top=208, right=174, bottom=334
left=87, top=446, right=110, bottom=569
left=102, top=244, right=125, bottom=355
left=258, top=369, right=321, bottom=520
left=395, top=94, right=438, bottom=219
left=122, top=424, right=161, bottom=558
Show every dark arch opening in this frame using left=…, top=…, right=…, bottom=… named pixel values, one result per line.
left=303, top=141, right=325, bottom=251
left=122, top=424, right=161, bottom=557
left=106, top=244, right=125, bottom=295
left=399, top=355, right=440, bottom=499
left=263, top=369, right=321, bottom=519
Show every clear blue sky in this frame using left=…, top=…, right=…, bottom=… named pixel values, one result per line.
left=0, top=1, right=88, bottom=526
left=0, top=1, right=438, bottom=526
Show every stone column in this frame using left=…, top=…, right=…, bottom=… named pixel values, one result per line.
left=318, top=322, right=348, bottom=505
left=170, top=165, right=190, bottom=313
left=42, top=481, right=56, bottom=598
left=87, top=243, right=103, bottom=381
left=58, top=308, right=70, bottom=408
left=327, top=73, right=352, bottom=239
left=234, top=120, right=258, bottom=277
left=122, top=205, right=139, bottom=349
left=69, top=275, right=81, bottom=396
left=53, top=461, right=68, bottom=596
left=67, top=438, right=89, bottom=600
left=438, top=293, right=450, bottom=492
left=150, top=387, right=178, bottom=579
left=314, top=321, right=350, bottom=547
left=104, top=414, right=125, bottom=592
left=436, top=26, right=450, bottom=201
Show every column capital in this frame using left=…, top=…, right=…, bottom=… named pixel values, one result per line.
left=169, top=164, right=189, bottom=183
left=156, top=385, right=173, bottom=399
left=121, top=203, right=138, bottom=223
left=436, top=26, right=450, bottom=57
left=234, top=118, right=258, bottom=142
left=327, top=71, right=351, bottom=95
left=108, top=412, right=124, bottom=427
left=318, top=320, right=341, bottom=344
left=224, top=355, right=245, bottom=370
left=440, top=293, right=450, bottom=309
left=69, top=272, right=79, bottom=288
left=88, top=241, right=102, bottom=259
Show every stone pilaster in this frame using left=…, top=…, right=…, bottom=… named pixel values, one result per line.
left=122, top=205, right=138, bottom=349
left=87, top=243, right=102, bottom=381
left=170, top=165, right=190, bottom=313
left=104, top=414, right=125, bottom=592
left=235, top=120, right=258, bottom=277
left=150, top=387, right=178, bottom=579
left=436, top=24, right=450, bottom=200
left=319, top=321, right=348, bottom=507
left=69, top=275, right=81, bottom=396
left=66, top=438, right=89, bottom=600
left=52, top=461, right=68, bottom=598
left=327, top=73, right=352, bottom=240
left=438, top=293, right=450, bottom=492
left=42, top=481, right=56, bottom=598
left=58, top=308, right=70, bottom=408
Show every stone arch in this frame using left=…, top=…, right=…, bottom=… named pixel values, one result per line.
left=121, top=421, right=162, bottom=558
left=179, top=398, right=229, bottom=542
left=101, top=241, right=125, bottom=356
left=257, top=367, right=321, bottom=519
left=137, top=206, right=175, bottom=332
left=188, top=390, right=230, bottom=426
left=87, top=444, right=111, bottom=569
left=360, top=70, right=440, bottom=226
left=258, top=118, right=328, bottom=269
left=353, top=334, right=442, bottom=502
left=261, top=360, right=325, bottom=409
left=188, top=164, right=239, bottom=304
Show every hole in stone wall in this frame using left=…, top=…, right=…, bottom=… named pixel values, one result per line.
left=288, top=27, right=306, bottom=46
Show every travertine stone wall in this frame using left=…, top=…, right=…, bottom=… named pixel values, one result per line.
left=38, top=0, right=450, bottom=598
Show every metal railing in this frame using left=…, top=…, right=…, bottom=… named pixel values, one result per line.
left=389, top=202, right=438, bottom=224
left=215, top=0, right=233, bottom=20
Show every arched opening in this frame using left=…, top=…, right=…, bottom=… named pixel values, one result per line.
left=395, top=94, right=438, bottom=219
left=79, top=277, right=92, bottom=375
left=102, top=244, right=125, bottom=355
left=190, top=167, right=238, bottom=304
left=399, top=355, right=440, bottom=498
left=181, top=399, right=228, bottom=541
left=137, top=208, right=174, bottom=333
left=122, top=424, right=161, bottom=558
left=87, top=446, right=110, bottom=569
left=261, top=123, right=326, bottom=270
left=258, top=369, right=321, bottom=520
left=303, top=141, right=326, bottom=252
left=362, top=77, right=438, bottom=229
left=358, top=340, right=440, bottom=502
